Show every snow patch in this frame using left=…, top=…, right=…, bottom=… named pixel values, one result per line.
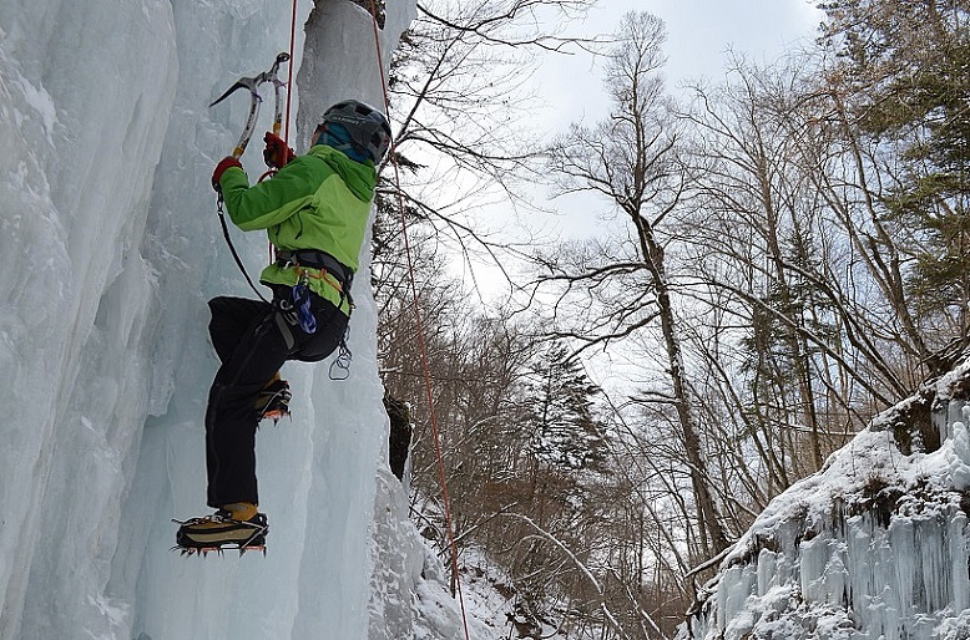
left=950, top=407, right=970, bottom=489
left=14, top=74, right=57, bottom=139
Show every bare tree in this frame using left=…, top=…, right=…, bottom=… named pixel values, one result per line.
left=542, top=10, right=730, bottom=556
left=375, top=0, right=602, bottom=298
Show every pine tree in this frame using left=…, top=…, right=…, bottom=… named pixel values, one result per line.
left=524, top=343, right=608, bottom=471
left=821, top=0, right=970, bottom=353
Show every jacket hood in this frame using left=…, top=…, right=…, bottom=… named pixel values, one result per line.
left=308, top=144, right=376, bottom=202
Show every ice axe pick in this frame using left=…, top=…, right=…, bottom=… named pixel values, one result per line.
left=209, top=52, right=291, bottom=159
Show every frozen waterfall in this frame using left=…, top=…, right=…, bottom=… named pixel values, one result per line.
left=682, top=358, right=970, bottom=640
left=0, top=1, right=488, bottom=639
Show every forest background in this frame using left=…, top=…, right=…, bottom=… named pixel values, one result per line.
left=367, top=1, right=970, bottom=637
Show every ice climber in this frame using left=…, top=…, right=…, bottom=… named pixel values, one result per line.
left=175, top=100, right=392, bottom=553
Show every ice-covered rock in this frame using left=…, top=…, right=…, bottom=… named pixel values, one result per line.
left=368, top=468, right=480, bottom=640
left=681, top=356, right=970, bottom=640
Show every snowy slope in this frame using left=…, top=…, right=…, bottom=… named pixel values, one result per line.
left=0, top=1, right=436, bottom=639
left=368, top=475, right=549, bottom=640
left=368, top=468, right=490, bottom=640
left=681, top=356, right=970, bottom=640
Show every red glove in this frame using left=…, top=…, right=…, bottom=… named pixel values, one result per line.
left=211, top=156, right=242, bottom=192
left=263, top=132, right=295, bottom=169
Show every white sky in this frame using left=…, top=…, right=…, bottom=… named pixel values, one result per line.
left=432, top=1, right=826, bottom=393
left=540, top=0, right=823, bottom=129
left=449, top=0, right=825, bottom=289
left=530, top=0, right=823, bottom=236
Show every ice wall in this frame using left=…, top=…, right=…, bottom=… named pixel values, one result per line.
left=681, top=357, right=970, bottom=640
left=368, top=467, right=484, bottom=640
left=0, top=0, right=417, bottom=639
left=0, top=1, right=177, bottom=637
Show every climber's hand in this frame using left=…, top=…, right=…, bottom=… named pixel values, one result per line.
left=263, top=132, right=295, bottom=169
left=211, top=156, right=242, bottom=192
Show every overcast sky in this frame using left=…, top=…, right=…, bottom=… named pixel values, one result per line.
left=539, top=0, right=823, bottom=128
left=446, top=1, right=825, bottom=303
left=510, top=1, right=823, bottom=240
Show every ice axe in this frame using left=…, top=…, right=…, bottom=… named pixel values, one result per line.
left=210, top=52, right=291, bottom=159
left=209, top=52, right=291, bottom=305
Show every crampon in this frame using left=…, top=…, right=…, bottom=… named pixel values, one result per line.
left=173, top=543, right=266, bottom=557
left=255, top=378, right=291, bottom=423
left=172, top=511, right=268, bottom=557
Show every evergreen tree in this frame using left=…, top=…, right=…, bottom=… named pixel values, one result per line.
left=524, top=343, right=608, bottom=471
left=821, top=0, right=970, bottom=349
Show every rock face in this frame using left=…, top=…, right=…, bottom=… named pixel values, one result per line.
left=681, top=356, right=970, bottom=640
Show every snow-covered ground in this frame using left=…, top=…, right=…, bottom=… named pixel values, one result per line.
left=0, top=1, right=490, bottom=639
left=458, top=548, right=570, bottom=640
left=682, top=356, right=970, bottom=640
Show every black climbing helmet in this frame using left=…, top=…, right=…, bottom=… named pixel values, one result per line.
left=319, top=100, right=392, bottom=163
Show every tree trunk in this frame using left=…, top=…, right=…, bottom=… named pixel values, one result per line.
left=634, top=211, right=730, bottom=553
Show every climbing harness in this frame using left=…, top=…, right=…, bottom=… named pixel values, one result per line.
left=276, top=249, right=354, bottom=304
left=210, top=52, right=291, bottom=158
left=272, top=298, right=299, bottom=351
left=275, top=249, right=357, bottom=375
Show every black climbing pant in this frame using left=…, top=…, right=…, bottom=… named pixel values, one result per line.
left=205, top=286, right=349, bottom=508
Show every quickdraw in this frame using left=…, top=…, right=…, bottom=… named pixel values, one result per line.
left=291, top=273, right=318, bottom=334
left=210, top=52, right=291, bottom=159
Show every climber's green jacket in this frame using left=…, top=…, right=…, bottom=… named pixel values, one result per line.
left=218, top=144, right=377, bottom=315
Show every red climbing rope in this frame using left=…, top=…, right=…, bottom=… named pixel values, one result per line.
left=268, top=0, right=299, bottom=263
left=365, top=3, right=472, bottom=639
left=283, top=0, right=299, bottom=147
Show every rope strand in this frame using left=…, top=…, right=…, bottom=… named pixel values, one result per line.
left=284, top=0, right=299, bottom=146
left=365, top=3, right=472, bottom=638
